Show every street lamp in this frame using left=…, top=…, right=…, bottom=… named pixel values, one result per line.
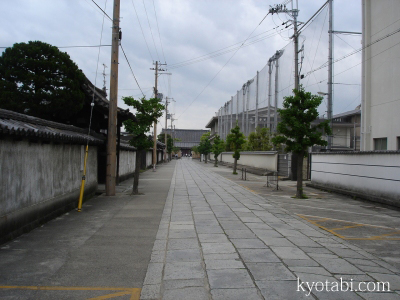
left=317, top=92, right=332, bottom=150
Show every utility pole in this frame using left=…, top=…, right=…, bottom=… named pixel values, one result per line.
left=150, top=61, right=166, bottom=171
left=267, top=58, right=273, bottom=130
left=255, top=71, right=259, bottom=130
left=269, top=2, right=300, bottom=90
left=106, top=0, right=120, bottom=196
left=327, top=0, right=333, bottom=150
left=164, top=97, right=169, bottom=162
left=274, top=50, right=284, bottom=132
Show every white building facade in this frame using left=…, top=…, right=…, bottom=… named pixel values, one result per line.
left=362, top=0, right=400, bottom=151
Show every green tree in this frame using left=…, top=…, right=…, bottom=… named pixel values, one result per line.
left=198, top=132, right=212, bottom=163
left=226, top=122, right=246, bottom=174
left=191, top=145, right=200, bottom=157
left=123, top=96, right=164, bottom=194
left=0, top=41, right=86, bottom=123
left=211, top=135, right=225, bottom=167
left=272, top=86, right=331, bottom=198
left=245, top=127, right=273, bottom=151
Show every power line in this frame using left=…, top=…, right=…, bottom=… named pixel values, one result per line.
left=91, top=0, right=113, bottom=22
left=120, top=44, right=145, bottom=97
left=142, top=0, right=160, bottom=61
left=168, top=27, right=284, bottom=68
left=177, top=15, right=267, bottom=119
left=131, top=0, right=154, bottom=61
left=1, top=45, right=112, bottom=49
left=305, top=26, right=400, bottom=77
left=152, top=0, right=166, bottom=63
left=169, top=28, right=291, bottom=70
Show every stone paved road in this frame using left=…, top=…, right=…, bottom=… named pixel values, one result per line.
left=141, top=159, right=400, bottom=300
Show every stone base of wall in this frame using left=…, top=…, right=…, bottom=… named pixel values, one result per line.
left=0, top=183, right=97, bottom=245
left=306, top=182, right=400, bottom=209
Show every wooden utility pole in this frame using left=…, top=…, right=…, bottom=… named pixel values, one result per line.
left=164, top=97, right=169, bottom=162
left=152, top=61, right=159, bottom=171
left=106, top=0, right=120, bottom=196
left=150, top=61, right=166, bottom=171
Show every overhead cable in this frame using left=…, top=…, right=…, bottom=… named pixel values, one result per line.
left=91, top=0, right=113, bottom=22
left=131, top=0, right=154, bottom=61
left=120, top=44, right=145, bottom=97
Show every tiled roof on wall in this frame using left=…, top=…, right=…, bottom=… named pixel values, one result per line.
left=0, top=109, right=104, bottom=145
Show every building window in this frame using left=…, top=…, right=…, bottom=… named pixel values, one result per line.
left=374, top=138, right=387, bottom=150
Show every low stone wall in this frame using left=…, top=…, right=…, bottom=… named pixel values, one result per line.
left=220, top=151, right=278, bottom=172
left=309, top=151, right=400, bottom=207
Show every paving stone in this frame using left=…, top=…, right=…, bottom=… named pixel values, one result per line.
left=230, top=238, right=267, bottom=249
left=357, top=265, right=396, bottom=274
left=211, top=288, right=262, bottom=300
left=164, top=262, right=205, bottom=280
left=313, top=257, right=364, bottom=275
left=204, top=259, right=245, bottom=269
left=251, top=229, right=283, bottom=238
left=168, top=238, right=199, bottom=250
left=299, top=246, right=333, bottom=254
left=258, top=236, right=295, bottom=247
left=140, top=284, right=160, bottom=300
left=203, top=252, right=240, bottom=260
left=247, top=262, right=296, bottom=281
left=143, top=263, right=163, bottom=285
left=245, top=223, right=272, bottom=230
left=201, top=242, right=236, bottom=254
left=168, top=229, right=197, bottom=239
left=195, top=226, right=224, bottom=234
left=166, top=249, right=202, bottom=262
left=152, top=239, right=167, bottom=251
left=163, top=278, right=205, bottom=289
left=270, top=246, right=310, bottom=260
left=239, top=217, right=263, bottom=223
left=162, top=287, right=209, bottom=300
left=345, top=258, right=379, bottom=267
left=283, top=259, right=321, bottom=267
left=225, top=229, right=256, bottom=239
left=237, top=248, right=281, bottom=263
left=150, top=250, right=165, bottom=263
left=219, top=221, right=248, bottom=230
left=356, top=292, right=400, bottom=300
left=289, top=266, right=331, bottom=276
left=286, top=236, right=322, bottom=247
left=368, top=273, right=400, bottom=290
left=312, top=290, right=363, bottom=299
left=207, top=269, right=255, bottom=288
left=256, top=280, right=311, bottom=299
left=198, top=233, right=229, bottom=243
left=328, top=247, right=371, bottom=259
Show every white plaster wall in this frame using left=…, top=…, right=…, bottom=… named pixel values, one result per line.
left=119, top=150, right=136, bottom=176
left=0, top=139, right=97, bottom=216
left=311, top=153, right=400, bottom=201
left=220, top=151, right=278, bottom=171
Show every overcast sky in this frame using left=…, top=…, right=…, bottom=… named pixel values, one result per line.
left=1, top=0, right=362, bottom=133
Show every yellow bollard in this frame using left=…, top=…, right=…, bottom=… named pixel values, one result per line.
left=77, top=145, right=89, bottom=212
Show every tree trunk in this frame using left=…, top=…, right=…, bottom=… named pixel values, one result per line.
left=233, top=158, right=238, bottom=174
left=214, top=155, right=218, bottom=167
left=132, top=150, right=141, bottom=195
left=205, top=154, right=207, bottom=163
left=296, top=151, right=304, bottom=198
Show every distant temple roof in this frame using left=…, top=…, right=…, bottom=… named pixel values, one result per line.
left=161, top=128, right=210, bottom=149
